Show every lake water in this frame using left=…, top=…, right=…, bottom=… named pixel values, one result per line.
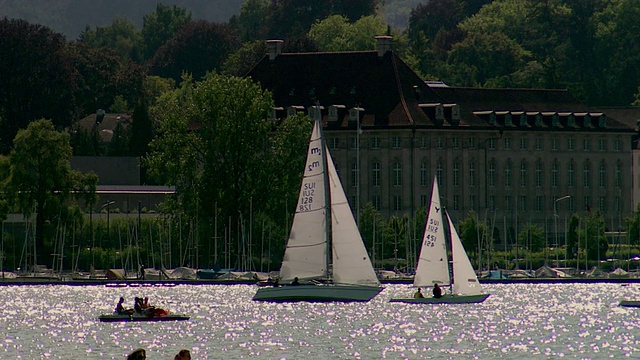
left=0, top=283, right=638, bottom=359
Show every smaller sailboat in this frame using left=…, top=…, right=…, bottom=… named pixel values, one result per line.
left=253, top=116, right=382, bottom=302
left=390, top=177, right=489, bottom=304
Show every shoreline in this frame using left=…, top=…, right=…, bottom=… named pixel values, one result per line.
left=0, top=277, right=638, bottom=286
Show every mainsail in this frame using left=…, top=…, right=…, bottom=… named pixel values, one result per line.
left=279, top=120, right=327, bottom=281
left=413, top=178, right=451, bottom=287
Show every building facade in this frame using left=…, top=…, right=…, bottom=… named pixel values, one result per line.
left=248, top=37, right=636, bottom=241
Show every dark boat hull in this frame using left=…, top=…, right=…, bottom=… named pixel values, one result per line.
left=253, top=284, right=383, bottom=302
left=389, top=293, right=490, bottom=304
left=98, top=314, right=189, bottom=322
left=619, top=300, right=640, bottom=308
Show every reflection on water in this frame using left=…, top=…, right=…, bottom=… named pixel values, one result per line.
left=0, top=283, right=639, bottom=358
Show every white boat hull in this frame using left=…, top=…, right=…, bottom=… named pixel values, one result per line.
left=253, top=284, right=383, bottom=302
left=389, top=294, right=490, bottom=304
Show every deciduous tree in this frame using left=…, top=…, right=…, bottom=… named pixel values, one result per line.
left=78, top=17, right=143, bottom=62
left=141, top=4, right=192, bottom=62
left=148, top=20, right=239, bottom=82
left=0, top=19, right=77, bottom=153
left=308, top=15, right=388, bottom=52
left=6, top=119, right=97, bottom=266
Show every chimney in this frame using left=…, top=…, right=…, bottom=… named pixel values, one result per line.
left=267, top=39, right=284, bottom=61
left=375, top=35, right=392, bottom=57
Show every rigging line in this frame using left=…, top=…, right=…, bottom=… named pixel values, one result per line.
left=286, top=242, right=325, bottom=249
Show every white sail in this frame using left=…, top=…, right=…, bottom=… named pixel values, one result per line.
left=279, top=120, right=328, bottom=281
left=447, top=211, right=482, bottom=296
left=413, top=178, right=451, bottom=287
left=327, top=147, right=380, bottom=286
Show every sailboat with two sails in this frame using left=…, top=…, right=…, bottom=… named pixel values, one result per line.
left=253, top=117, right=382, bottom=302
left=390, top=177, right=489, bottom=304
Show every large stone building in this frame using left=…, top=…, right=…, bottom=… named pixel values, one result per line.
left=248, top=37, right=636, bottom=243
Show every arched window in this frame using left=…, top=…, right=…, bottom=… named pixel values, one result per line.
left=599, top=161, right=606, bottom=187
left=371, top=161, right=381, bottom=187
left=488, top=160, right=496, bottom=187
left=583, top=161, right=590, bottom=188
left=437, top=161, right=444, bottom=185
left=420, top=161, right=428, bottom=187
left=505, top=161, right=512, bottom=187
left=453, top=161, right=460, bottom=187
left=568, top=161, right=574, bottom=187
left=520, top=162, right=527, bottom=187
left=535, top=161, right=543, bottom=187
left=469, top=161, right=476, bottom=187
left=393, top=161, right=402, bottom=187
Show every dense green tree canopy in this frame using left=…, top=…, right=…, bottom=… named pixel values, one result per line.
left=146, top=74, right=274, bottom=221
left=78, top=17, right=143, bottom=61
left=6, top=119, right=97, bottom=266
left=148, top=20, right=240, bottom=82
left=141, top=3, right=192, bottom=61
left=222, top=40, right=267, bottom=77
left=309, top=15, right=388, bottom=52
left=0, top=18, right=77, bottom=153
left=229, top=0, right=270, bottom=42
left=146, top=73, right=312, bottom=263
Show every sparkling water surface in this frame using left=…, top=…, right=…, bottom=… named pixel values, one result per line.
left=0, top=283, right=639, bottom=359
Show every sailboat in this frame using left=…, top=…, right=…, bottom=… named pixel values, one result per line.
left=390, top=177, right=489, bottom=304
left=253, top=117, right=382, bottom=302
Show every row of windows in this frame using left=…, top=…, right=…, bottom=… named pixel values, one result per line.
left=332, top=136, right=624, bottom=152
left=347, top=160, right=623, bottom=189
left=364, top=193, right=622, bottom=214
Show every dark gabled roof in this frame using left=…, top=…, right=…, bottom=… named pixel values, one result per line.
left=594, top=107, right=640, bottom=130
left=247, top=46, right=634, bottom=133
left=247, top=50, right=447, bottom=129
left=431, top=87, right=633, bottom=131
left=433, top=87, right=590, bottom=112
left=74, top=113, right=132, bottom=142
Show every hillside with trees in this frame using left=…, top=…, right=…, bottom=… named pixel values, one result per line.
left=0, top=0, right=244, bottom=39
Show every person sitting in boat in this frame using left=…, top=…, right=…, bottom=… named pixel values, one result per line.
left=290, top=277, right=300, bottom=286
left=127, top=348, right=146, bottom=360
left=141, top=297, right=154, bottom=311
left=414, top=288, right=424, bottom=298
left=272, top=278, right=280, bottom=287
left=134, top=297, right=144, bottom=314
left=115, top=297, right=133, bottom=315
left=433, top=283, right=443, bottom=298
left=174, top=349, right=191, bottom=360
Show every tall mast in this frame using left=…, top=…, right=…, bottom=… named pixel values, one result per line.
left=444, top=208, right=454, bottom=288
left=315, top=105, right=331, bottom=279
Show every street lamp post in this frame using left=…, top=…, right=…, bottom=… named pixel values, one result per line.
left=101, top=200, right=115, bottom=243
left=354, top=106, right=364, bottom=228
left=554, top=195, right=571, bottom=267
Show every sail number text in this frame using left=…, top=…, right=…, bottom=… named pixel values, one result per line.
left=299, top=182, right=316, bottom=212
left=424, top=218, right=440, bottom=247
